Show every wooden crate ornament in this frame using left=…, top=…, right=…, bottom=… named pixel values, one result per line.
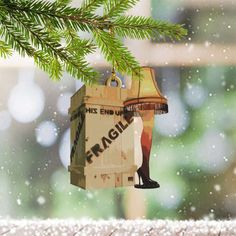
left=68, top=75, right=137, bottom=189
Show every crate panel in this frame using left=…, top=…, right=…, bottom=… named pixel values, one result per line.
left=86, top=173, right=115, bottom=189
left=99, top=105, right=123, bottom=168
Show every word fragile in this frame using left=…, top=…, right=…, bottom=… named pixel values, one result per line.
left=85, top=107, right=124, bottom=116
left=86, top=113, right=133, bottom=163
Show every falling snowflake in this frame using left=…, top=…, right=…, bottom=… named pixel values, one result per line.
left=16, top=199, right=21, bottom=205
left=37, top=196, right=46, bottom=205
left=214, top=184, right=221, bottom=192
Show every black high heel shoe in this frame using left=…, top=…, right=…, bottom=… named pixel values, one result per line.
left=134, top=167, right=160, bottom=189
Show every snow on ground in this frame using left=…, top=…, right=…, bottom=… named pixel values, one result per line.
left=0, top=219, right=236, bottom=236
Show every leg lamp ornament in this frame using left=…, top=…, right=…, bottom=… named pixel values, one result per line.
left=124, top=67, right=168, bottom=189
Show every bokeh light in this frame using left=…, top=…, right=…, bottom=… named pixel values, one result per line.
left=8, top=82, right=45, bottom=123
left=35, top=121, right=58, bottom=147
left=196, top=130, right=234, bottom=174
left=156, top=182, right=184, bottom=209
left=155, top=93, right=190, bottom=137
left=184, top=84, right=208, bottom=108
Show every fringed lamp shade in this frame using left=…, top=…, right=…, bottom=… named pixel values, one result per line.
left=124, top=67, right=168, bottom=116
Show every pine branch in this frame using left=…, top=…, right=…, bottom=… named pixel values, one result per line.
left=16, top=10, right=98, bottom=82
left=113, top=16, right=187, bottom=40
left=0, top=17, right=35, bottom=57
left=0, top=40, right=12, bottom=58
left=63, top=30, right=96, bottom=57
left=55, top=0, right=72, bottom=7
left=34, top=51, right=63, bottom=81
left=93, top=29, right=139, bottom=74
left=0, top=17, right=59, bottom=79
left=104, top=0, right=139, bottom=18
left=0, top=17, right=63, bottom=80
left=0, top=0, right=187, bottom=83
left=80, top=0, right=105, bottom=13
left=0, top=0, right=108, bottom=32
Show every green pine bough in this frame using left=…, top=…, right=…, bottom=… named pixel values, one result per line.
left=0, top=0, right=187, bottom=84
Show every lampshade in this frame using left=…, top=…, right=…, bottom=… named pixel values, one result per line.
left=124, top=67, right=168, bottom=115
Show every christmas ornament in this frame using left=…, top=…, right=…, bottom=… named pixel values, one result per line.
left=124, top=67, right=168, bottom=189
left=68, top=67, right=168, bottom=190
left=68, top=72, right=137, bottom=189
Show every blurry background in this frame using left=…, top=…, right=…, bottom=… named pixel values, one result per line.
left=0, top=0, right=236, bottom=220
